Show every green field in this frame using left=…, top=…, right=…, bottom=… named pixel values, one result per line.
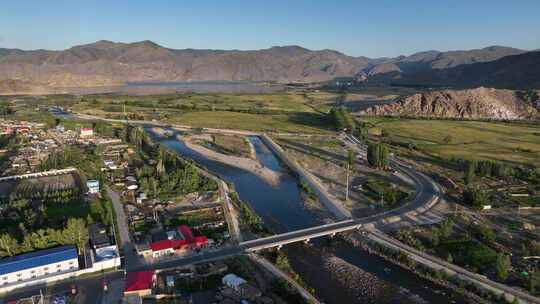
left=67, top=92, right=338, bottom=133
left=365, top=118, right=540, bottom=166
left=168, top=110, right=332, bottom=134
left=73, top=92, right=314, bottom=113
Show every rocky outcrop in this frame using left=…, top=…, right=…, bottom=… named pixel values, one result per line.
left=360, top=88, right=540, bottom=120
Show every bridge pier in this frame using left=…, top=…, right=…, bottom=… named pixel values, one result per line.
left=303, top=238, right=310, bottom=244
left=277, top=245, right=282, bottom=250
left=330, top=232, right=336, bottom=238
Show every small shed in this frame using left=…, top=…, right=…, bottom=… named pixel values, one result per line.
left=222, top=273, right=246, bottom=291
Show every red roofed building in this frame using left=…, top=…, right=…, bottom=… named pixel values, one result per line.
left=178, top=225, right=208, bottom=248
left=79, top=127, right=94, bottom=137
left=178, top=225, right=194, bottom=242
left=148, top=226, right=208, bottom=258
left=149, top=239, right=191, bottom=258
left=194, top=236, right=209, bottom=247
left=124, top=270, right=155, bottom=297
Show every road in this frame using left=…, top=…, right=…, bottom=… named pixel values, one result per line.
left=1, top=271, right=124, bottom=304
left=106, top=185, right=141, bottom=271
left=368, top=230, right=540, bottom=304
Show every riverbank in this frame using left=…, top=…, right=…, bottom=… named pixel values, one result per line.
left=183, top=138, right=282, bottom=186
left=151, top=126, right=282, bottom=185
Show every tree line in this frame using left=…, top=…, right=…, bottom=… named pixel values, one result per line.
left=329, top=106, right=356, bottom=132
left=0, top=218, right=88, bottom=257
left=367, top=143, right=389, bottom=169
left=125, top=126, right=217, bottom=199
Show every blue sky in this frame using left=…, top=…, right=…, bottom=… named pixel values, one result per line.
left=1, top=0, right=539, bottom=57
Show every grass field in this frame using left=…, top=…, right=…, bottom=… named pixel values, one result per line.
left=73, top=92, right=315, bottom=113
left=167, top=111, right=332, bottom=134
left=365, top=118, right=540, bottom=166
left=68, top=92, right=338, bottom=133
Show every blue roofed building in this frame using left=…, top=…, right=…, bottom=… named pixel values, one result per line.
left=0, top=245, right=79, bottom=286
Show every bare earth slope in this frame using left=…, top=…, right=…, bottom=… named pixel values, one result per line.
left=360, top=88, right=540, bottom=120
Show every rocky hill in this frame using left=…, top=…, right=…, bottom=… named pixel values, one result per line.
left=360, top=88, right=540, bottom=120
left=0, top=40, right=536, bottom=91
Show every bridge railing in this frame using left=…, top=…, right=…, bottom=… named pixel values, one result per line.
left=239, top=219, right=356, bottom=247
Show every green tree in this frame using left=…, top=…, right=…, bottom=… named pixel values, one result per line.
left=528, top=271, right=540, bottom=294
left=346, top=149, right=356, bottom=201
left=464, top=160, right=477, bottom=185
left=0, top=234, right=19, bottom=257
left=439, top=218, right=454, bottom=239
left=367, top=143, right=389, bottom=169
left=495, top=253, right=511, bottom=281
left=62, top=218, right=88, bottom=255
left=463, top=186, right=489, bottom=209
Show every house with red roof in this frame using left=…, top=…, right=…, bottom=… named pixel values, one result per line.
left=148, top=225, right=208, bottom=258
left=149, top=239, right=189, bottom=258
left=124, top=270, right=155, bottom=297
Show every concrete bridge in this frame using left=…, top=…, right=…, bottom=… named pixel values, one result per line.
left=239, top=219, right=362, bottom=251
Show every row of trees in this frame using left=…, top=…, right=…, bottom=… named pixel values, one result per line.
left=329, top=106, right=356, bottom=132
left=0, top=102, right=14, bottom=116
left=367, top=143, right=389, bottom=169
left=125, top=126, right=217, bottom=198
left=0, top=218, right=88, bottom=257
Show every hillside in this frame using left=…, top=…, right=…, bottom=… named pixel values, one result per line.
left=360, top=88, right=540, bottom=120
left=0, top=40, right=535, bottom=91
left=367, top=51, right=540, bottom=89
left=363, top=46, right=525, bottom=77
left=0, top=41, right=373, bottom=88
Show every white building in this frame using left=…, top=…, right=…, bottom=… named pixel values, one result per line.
left=222, top=273, right=247, bottom=291
left=87, top=180, right=100, bottom=194
left=0, top=246, right=79, bottom=286
left=79, top=128, right=94, bottom=137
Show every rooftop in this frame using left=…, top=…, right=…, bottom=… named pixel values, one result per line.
left=0, top=245, right=78, bottom=276
left=125, top=270, right=155, bottom=292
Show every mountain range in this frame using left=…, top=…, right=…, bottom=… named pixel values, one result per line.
left=0, top=40, right=538, bottom=91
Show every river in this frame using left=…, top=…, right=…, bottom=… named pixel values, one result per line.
left=147, top=128, right=468, bottom=304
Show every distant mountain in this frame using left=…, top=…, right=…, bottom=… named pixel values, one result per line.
left=0, top=40, right=536, bottom=91
left=362, top=46, right=526, bottom=76
left=0, top=41, right=374, bottom=88
left=369, top=51, right=540, bottom=89
left=360, top=87, right=540, bottom=120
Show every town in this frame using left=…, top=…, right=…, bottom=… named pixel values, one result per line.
left=0, top=115, right=310, bottom=304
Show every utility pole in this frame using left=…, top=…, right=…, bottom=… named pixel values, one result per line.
left=38, top=289, right=44, bottom=304
left=346, top=162, right=350, bottom=202
left=346, top=149, right=355, bottom=202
